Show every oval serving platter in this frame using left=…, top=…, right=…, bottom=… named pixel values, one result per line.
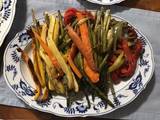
left=0, top=0, right=17, bottom=46
left=3, top=12, right=154, bottom=117
left=86, top=0, right=125, bottom=5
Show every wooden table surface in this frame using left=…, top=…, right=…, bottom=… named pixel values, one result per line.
left=0, top=0, right=159, bottom=119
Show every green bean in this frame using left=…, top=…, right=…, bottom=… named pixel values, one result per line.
left=106, top=28, right=114, bottom=51
left=58, top=10, right=64, bottom=38
left=103, top=10, right=110, bottom=29
left=94, top=10, right=102, bottom=32
left=32, top=9, right=41, bottom=30
left=99, top=54, right=109, bottom=70
left=57, top=10, right=65, bottom=47
left=101, top=10, right=111, bottom=53
left=113, top=22, right=123, bottom=51
left=89, top=26, right=98, bottom=68
left=108, top=51, right=124, bottom=73
left=91, top=27, right=96, bottom=48
left=81, top=76, right=115, bottom=108
left=91, top=92, right=95, bottom=102
left=102, top=29, right=108, bottom=53
left=44, top=12, right=50, bottom=28
left=80, top=80, right=91, bottom=108
left=99, top=64, right=109, bottom=94
left=108, top=73, right=116, bottom=100
left=74, top=52, right=84, bottom=72
left=72, top=19, right=78, bottom=28
left=63, top=75, right=72, bottom=107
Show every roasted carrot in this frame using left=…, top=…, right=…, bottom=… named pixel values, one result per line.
left=66, top=25, right=99, bottom=82
left=76, top=12, right=100, bottom=83
left=84, top=59, right=99, bottom=83
left=67, top=43, right=82, bottom=79
left=76, top=12, right=97, bottom=72
left=66, top=25, right=97, bottom=72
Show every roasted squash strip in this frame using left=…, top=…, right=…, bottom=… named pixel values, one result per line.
left=30, top=27, right=60, bottom=69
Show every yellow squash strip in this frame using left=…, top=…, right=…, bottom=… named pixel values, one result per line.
left=31, top=27, right=60, bottom=69
left=40, top=86, right=49, bottom=101
left=48, top=79, right=55, bottom=91
left=46, top=65, right=56, bottom=91
left=56, top=81, right=65, bottom=94
left=32, top=37, right=46, bottom=88
left=71, top=72, right=79, bottom=92
left=47, top=15, right=76, bottom=91
left=46, top=65, right=65, bottom=94
left=106, top=29, right=114, bottom=51
left=32, top=43, right=44, bottom=87
left=52, top=18, right=59, bottom=45
left=41, top=23, right=47, bottom=43
left=40, top=23, right=53, bottom=67
left=34, top=84, right=41, bottom=100
left=36, top=50, right=46, bottom=88
left=39, top=50, right=52, bottom=67
left=47, top=33, right=74, bottom=90
left=48, top=14, right=56, bottom=43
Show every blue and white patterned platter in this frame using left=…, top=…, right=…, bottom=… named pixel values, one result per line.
left=3, top=14, right=154, bottom=117
left=86, top=0, right=125, bottom=5
left=0, top=0, right=17, bottom=46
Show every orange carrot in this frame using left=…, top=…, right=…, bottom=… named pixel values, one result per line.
left=66, top=25, right=97, bottom=71
left=69, top=43, right=78, bottom=59
left=76, top=12, right=99, bottom=83
left=84, top=58, right=99, bottom=83
left=67, top=44, right=82, bottom=79
left=31, top=28, right=60, bottom=69
left=76, top=12, right=97, bottom=72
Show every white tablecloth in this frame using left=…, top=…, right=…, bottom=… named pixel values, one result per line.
left=0, top=0, right=160, bottom=119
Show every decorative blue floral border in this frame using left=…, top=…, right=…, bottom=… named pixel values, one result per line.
left=0, top=0, right=16, bottom=46
left=0, top=0, right=12, bottom=25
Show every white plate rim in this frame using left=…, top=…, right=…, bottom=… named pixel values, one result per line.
left=86, top=0, right=125, bottom=5
left=0, top=0, right=17, bottom=46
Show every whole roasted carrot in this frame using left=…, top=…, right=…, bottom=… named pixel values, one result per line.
left=76, top=12, right=97, bottom=72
